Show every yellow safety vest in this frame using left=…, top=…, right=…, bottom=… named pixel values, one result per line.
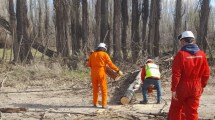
left=145, top=63, right=161, bottom=79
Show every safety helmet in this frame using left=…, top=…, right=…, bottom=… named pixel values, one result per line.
left=177, top=31, right=195, bottom=40
left=98, top=43, right=107, bottom=50
left=146, top=59, right=154, bottom=63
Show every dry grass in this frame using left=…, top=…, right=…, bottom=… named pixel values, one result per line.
left=0, top=61, right=91, bottom=90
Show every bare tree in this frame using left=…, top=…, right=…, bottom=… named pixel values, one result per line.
left=71, top=0, right=81, bottom=54
left=121, top=0, right=128, bottom=60
left=197, top=0, right=210, bottom=51
left=147, top=0, right=161, bottom=57
left=142, top=0, right=149, bottom=56
left=153, top=0, right=161, bottom=57
left=54, top=0, right=71, bottom=57
left=173, top=0, right=182, bottom=53
left=95, top=0, right=101, bottom=46
left=16, top=0, right=33, bottom=63
left=113, top=0, right=122, bottom=61
left=131, top=0, right=140, bottom=62
left=100, top=0, right=109, bottom=47
left=38, top=0, right=43, bottom=45
left=9, top=0, right=18, bottom=62
left=82, top=0, right=88, bottom=49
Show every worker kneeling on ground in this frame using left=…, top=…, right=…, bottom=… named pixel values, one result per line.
left=87, top=43, right=122, bottom=109
left=140, top=59, right=161, bottom=104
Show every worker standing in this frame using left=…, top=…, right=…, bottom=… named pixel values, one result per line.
left=87, top=43, right=122, bottom=109
left=168, top=31, right=210, bottom=120
left=140, top=59, right=161, bottom=104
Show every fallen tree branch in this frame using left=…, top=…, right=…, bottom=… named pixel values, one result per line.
left=0, top=16, right=57, bottom=58
left=0, top=107, right=27, bottom=113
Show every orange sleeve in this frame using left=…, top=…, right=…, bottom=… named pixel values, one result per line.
left=104, top=53, right=119, bottom=72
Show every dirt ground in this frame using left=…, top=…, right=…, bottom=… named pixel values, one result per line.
left=0, top=64, right=215, bottom=120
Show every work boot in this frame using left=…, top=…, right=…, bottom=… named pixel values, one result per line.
left=93, top=104, right=99, bottom=108
left=140, top=101, right=148, bottom=104
left=157, top=101, right=161, bottom=104
left=102, top=106, right=108, bottom=109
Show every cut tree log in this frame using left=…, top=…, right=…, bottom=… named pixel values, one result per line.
left=120, top=70, right=142, bottom=105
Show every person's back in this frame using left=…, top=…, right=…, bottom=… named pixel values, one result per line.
left=87, top=43, right=120, bottom=108
left=178, top=50, right=208, bottom=80
left=168, top=31, right=210, bottom=120
left=172, top=43, right=210, bottom=91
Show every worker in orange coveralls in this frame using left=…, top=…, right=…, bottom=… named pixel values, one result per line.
left=168, top=31, right=210, bottom=120
left=87, top=43, right=122, bottom=109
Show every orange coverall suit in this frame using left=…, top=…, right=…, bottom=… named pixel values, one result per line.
left=87, top=51, right=119, bottom=106
left=168, top=44, right=210, bottom=120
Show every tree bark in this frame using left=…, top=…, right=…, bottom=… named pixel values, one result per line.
left=82, top=0, right=88, bottom=49
left=100, top=0, right=109, bottom=44
left=197, top=0, right=210, bottom=52
left=147, top=0, right=161, bottom=57
left=16, top=0, right=33, bottom=63
left=142, top=0, right=149, bottom=56
left=55, top=0, right=70, bottom=57
left=113, top=0, right=122, bottom=61
left=131, top=0, right=140, bottom=62
left=120, top=71, right=141, bottom=105
left=71, top=0, right=81, bottom=54
left=153, top=0, right=161, bottom=57
left=9, top=0, right=18, bottom=62
left=95, top=0, right=101, bottom=46
left=173, top=0, right=182, bottom=54
left=121, top=0, right=128, bottom=60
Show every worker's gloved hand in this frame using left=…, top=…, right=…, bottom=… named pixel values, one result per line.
left=117, top=70, right=123, bottom=76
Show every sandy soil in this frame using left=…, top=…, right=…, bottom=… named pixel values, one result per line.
left=0, top=69, right=214, bottom=120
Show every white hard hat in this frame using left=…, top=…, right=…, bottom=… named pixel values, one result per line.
left=98, top=43, right=107, bottom=50
left=177, top=31, right=195, bottom=40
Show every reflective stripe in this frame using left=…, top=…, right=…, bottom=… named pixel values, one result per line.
left=186, top=56, right=203, bottom=59
left=145, top=63, right=161, bottom=79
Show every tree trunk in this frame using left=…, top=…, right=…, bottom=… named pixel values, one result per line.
left=147, top=0, right=161, bottom=57
left=173, top=0, right=182, bottom=54
left=38, top=0, right=43, bottom=45
left=82, top=0, right=88, bottom=49
left=95, top=0, right=101, bottom=47
left=153, top=0, right=161, bottom=57
left=131, top=0, right=140, bottom=62
left=197, top=0, right=210, bottom=52
left=71, top=0, right=81, bottom=54
left=121, top=0, right=128, bottom=60
left=55, top=0, right=70, bottom=57
left=120, top=71, right=141, bottom=105
left=9, top=0, right=18, bottom=62
left=16, top=0, right=33, bottom=63
left=113, top=0, right=122, bottom=61
left=142, top=0, right=149, bottom=56
left=100, top=0, right=109, bottom=44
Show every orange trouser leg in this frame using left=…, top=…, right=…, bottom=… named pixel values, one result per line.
left=184, top=96, right=200, bottom=120
left=168, top=98, right=183, bottom=120
left=92, top=77, right=99, bottom=105
left=98, top=74, right=108, bottom=106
